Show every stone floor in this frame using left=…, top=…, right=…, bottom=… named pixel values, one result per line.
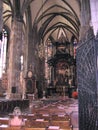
left=25, top=96, right=79, bottom=130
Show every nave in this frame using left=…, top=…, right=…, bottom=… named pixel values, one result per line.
left=0, top=96, right=78, bottom=130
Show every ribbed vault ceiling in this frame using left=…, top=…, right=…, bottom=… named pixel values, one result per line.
left=34, top=0, right=80, bottom=42
left=3, top=0, right=81, bottom=43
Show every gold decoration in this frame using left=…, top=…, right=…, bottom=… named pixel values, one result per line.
left=38, top=42, right=45, bottom=59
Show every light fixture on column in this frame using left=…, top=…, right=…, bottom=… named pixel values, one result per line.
left=38, top=39, right=45, bottom=59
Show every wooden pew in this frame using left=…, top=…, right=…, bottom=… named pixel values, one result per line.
left=46, top=125, right=73, bottom=130
left=51, top=114, right=70, bottom=121
left=21, top=113, right=50, bottom=121
left=0, top=117, right=9, bottom=125
left=24, top=128, right=45, bottom=130
left=0, top=126, right=24, bottom=130
left=50, top=120, right=71, bottom=128
left=60, top=128, right=73, bottom=130
left=35, top=113, right=51, bottom=121
left=25, top=120, right=49, bottom=128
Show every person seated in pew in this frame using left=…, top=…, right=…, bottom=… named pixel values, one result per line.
left=9, top=107, right=25, bottom=127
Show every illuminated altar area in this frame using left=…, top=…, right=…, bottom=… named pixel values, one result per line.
left=47, top=33, right=76, bottom=97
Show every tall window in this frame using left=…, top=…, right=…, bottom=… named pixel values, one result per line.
left=0, top=28, right=8, bottom=78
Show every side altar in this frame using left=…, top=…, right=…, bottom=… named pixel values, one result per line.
left=25, top=67, right=36, bottom=102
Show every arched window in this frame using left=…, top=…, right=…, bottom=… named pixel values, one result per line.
left=0, top=28, right=8, bottom=78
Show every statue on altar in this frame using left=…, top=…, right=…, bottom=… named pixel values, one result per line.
left=55, top=62, right=69, bottom=86
left=47, top=33, right=76, bottom=96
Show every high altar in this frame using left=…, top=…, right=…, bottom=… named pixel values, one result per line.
left=47, top=34, right=76, bottom=96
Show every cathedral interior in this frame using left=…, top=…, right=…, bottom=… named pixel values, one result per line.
left=0, top=0, right=98, bottom=130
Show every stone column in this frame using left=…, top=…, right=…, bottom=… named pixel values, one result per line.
left=80, top=0, right=91, bottom=40
left=7, top=19, right=24, bottom=99
left=90, top=0, right=98, bottom=36
left=0, top=0, right=3, bottom=32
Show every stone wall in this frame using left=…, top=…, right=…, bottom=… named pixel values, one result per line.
left=77, top=28, right=98, bottom=130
